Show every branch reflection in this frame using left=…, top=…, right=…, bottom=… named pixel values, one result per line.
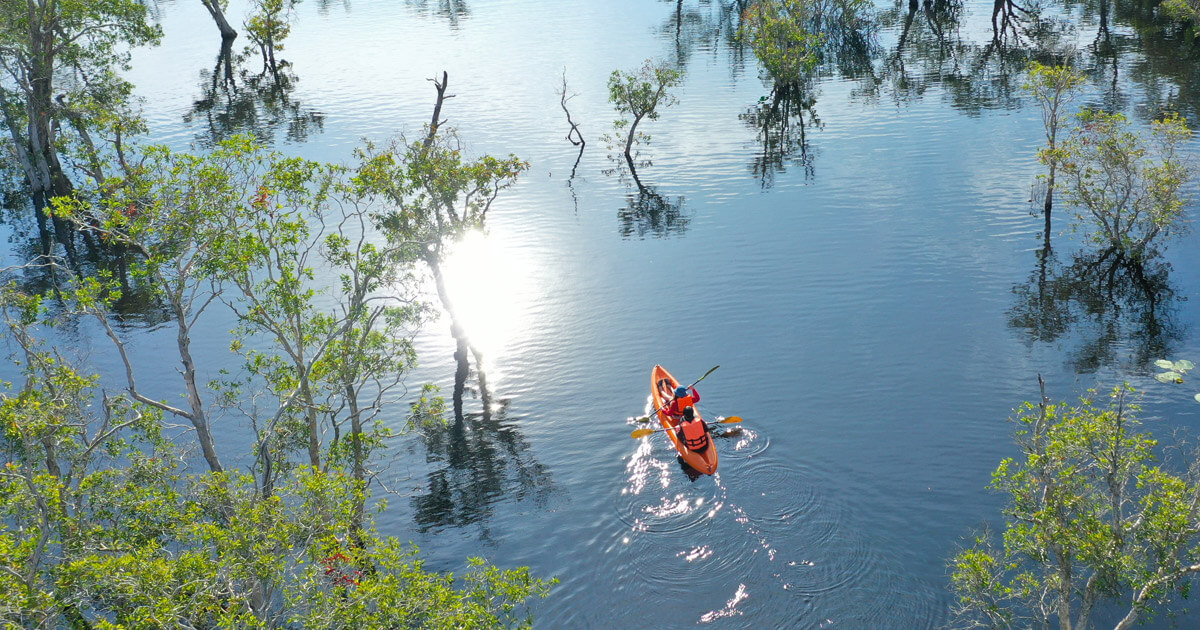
left=184, top=40, right=325, bottom=147
left=741, top=81, right=821, bottom=188
left=1008, top=246, right=1184, bottom=373
left=411, top=398, right=553, bottom=535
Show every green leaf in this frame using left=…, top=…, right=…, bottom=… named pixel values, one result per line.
left=1156, top=371, right=1184, bottom=384
left=1155, top=359, right=1176, bottom=369
left=1174, top=360, right=1195, bottom=373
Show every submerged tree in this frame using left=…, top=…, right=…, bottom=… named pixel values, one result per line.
left=606, top=59, right=682, bottom=177
left=0, top=0, right=160, bottom=206
left=357, top=73, right=528, bottom=421
left=201, top=0, right=240, bottom=40
left=951, top=380, right=1200, bottom=630
left=245, top=0, right=301, bottom=75
left=741, top=0, right=825, bottom=186
left=1025, top=60, right=1085, bottom=248
left=742, top=0, right=824, bottom=89
left=1055, top=109, right=1193, bottom=259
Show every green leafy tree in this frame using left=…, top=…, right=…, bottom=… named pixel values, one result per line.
left=606, top=59, right=682, bottom=166
left=1, top=209, right=550, bottom=629
left=355, top=77, right=528, bottom=420
left=950, top=379, right=1200, bottom=630
left=245, top=0, right=300, bottom=74
left=1054, top=109, right=1194, bottom=258
left=54, top=136, right=426, bottom=511
left=1025, top=61, right=1085, bottom=246
left=207, top=148, right=424, bottom=503
left=0, top=0, right=160, bottom=205
left=49, top=138, right=275, bottom=474
left=742, top=0, right=823, bottom=89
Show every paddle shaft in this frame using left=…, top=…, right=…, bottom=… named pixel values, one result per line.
left=630, top=416, right=742, bottom=439
left=638, top=364, right=719, bottom=423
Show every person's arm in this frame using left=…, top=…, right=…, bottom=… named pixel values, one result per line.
left=690, top=387, right=700, bottom=403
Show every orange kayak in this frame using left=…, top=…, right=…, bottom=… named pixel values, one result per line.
left=651, top=364, right=718, bottom=475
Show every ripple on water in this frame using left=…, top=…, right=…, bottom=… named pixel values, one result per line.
left=611, top=419, right=938, bottom=627
left=614, top=435, right=726, bottom=536
left=713, top=425, right=769, bottom=460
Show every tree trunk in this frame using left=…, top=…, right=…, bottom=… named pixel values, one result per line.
left=172, top=299, right=225, bottom=473
left=201, top=0, right=239, bottom=40
left=301, top=376, right=322, bottom=468
left=1043, top=163, right=1055, bottom=247
left=426, top=253, right=478, bottom=423
left=624, top=113, right=645, bottom=163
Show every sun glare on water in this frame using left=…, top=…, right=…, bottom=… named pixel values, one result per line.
left=437, top=229, right=531, bottom=365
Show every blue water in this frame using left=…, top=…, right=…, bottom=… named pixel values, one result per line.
left=10, top=0, right=1200, bottom=626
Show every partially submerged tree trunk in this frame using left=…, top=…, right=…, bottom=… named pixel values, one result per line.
left=201, top=0, right=239, bottom=40
left=425, top=251, right=488, bottom=423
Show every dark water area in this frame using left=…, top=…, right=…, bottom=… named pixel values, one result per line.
left=7, top=0, right=1200, bottom=626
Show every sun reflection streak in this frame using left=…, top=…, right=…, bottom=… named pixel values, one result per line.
left=699, top=583, right=749, bottom=623
left=437, top=229, right=532, bottom=367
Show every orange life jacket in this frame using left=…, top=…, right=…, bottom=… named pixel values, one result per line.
left=680, top=418, right=708, bottom=451
left=673, top=394, right=694, bottom=413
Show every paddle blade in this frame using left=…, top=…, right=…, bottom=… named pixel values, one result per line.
left=718, top=416, right=743, bottom=424
left=630, top=428, right=657, bottom=439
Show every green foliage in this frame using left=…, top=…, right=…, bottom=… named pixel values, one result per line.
left=356, top=131, right=528, bottom=260
left=742, top=0, right=823, bottom=88
left=1055, top=109, right=1194, bottom=257
left=0, top=293, right=552, bottom=628
left=245, top=0, right=301, bottom=72
left=407, top=383, right=449, bottom=431
left=1025, top=62, right=1086, bottom=135
left=1162, top=0, right=1200, bottom=30
left=950, top=384, right=1200, bottom=629
left=605, top=59, right=682, bottom=163
left=0, top=0, right=162, bottom=193
left=1026, top=62, right=1085, bottom=175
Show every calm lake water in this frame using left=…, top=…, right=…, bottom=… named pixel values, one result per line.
left=12, top=0, right=1200, bottom=626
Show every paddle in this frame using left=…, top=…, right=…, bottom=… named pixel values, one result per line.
left=634, top=364, right=720, bottom=424
left=630, top=416, right=743, bottom=439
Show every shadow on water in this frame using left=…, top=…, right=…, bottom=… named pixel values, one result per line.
left=867, top=0, right=1200, bottom=119
left=617, top=185, right=688, bottom=239
left=411, top=398, right=553, bottom=537
left=184, top=40, right=325, bottom=147
left=1008, top=246, right=1185, bottom=373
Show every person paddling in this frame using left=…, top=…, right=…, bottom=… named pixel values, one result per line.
left=676, top=406, right=709, bottom=452
left=664, top=384, right=699, bottom=418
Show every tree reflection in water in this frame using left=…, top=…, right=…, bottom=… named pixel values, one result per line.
left=616, top=156, right=689, bottom=239
left=184, top=40, right=324, bottom=147
left=741, top=81, right=821, bottom=188
left=411, top=398, right=553, bottom=535
left=1008, top=246, right=1184, bottom=373
left=405, top=0, right=470, bottom=27
left=871, top=0, right=1074, bottom=112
